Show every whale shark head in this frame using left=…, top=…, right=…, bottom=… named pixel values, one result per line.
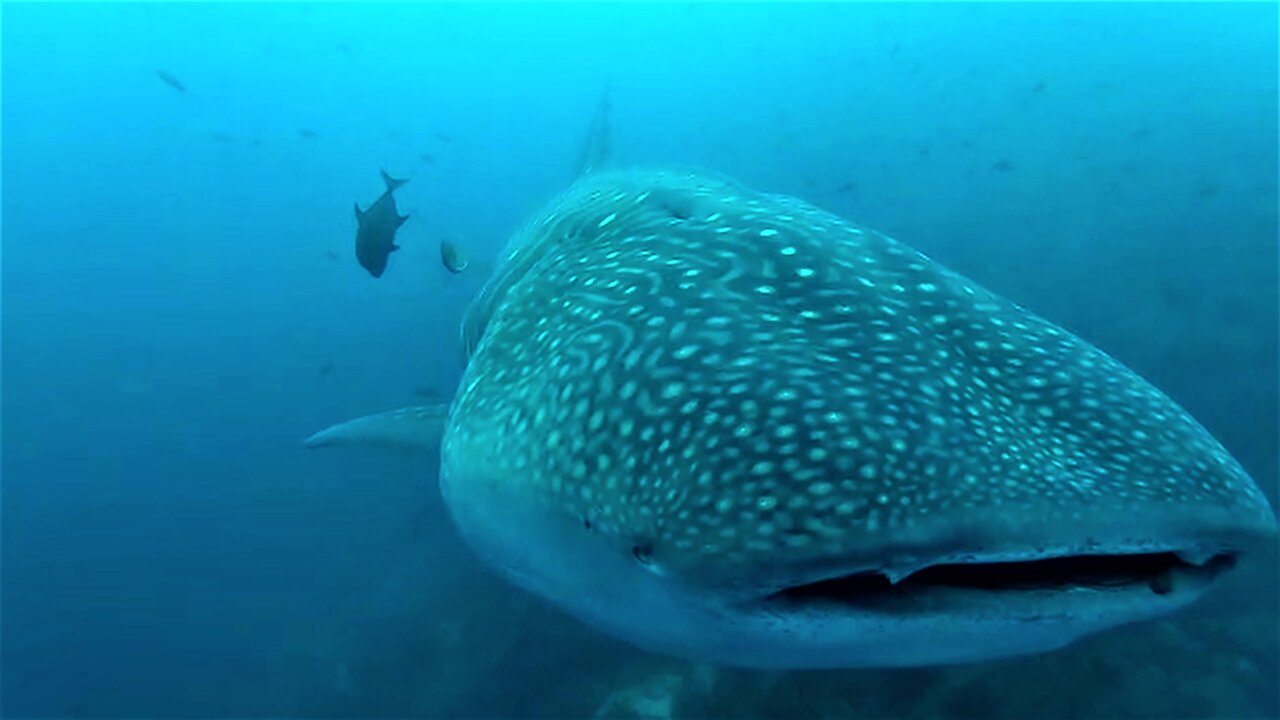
left=432, top=168, right=1276, bottom=668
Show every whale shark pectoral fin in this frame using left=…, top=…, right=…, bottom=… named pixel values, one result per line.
left=303, top=405, right=449, bottom=450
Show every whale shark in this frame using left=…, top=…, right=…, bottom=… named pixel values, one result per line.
left=307, top=110, right=1276, bottom=670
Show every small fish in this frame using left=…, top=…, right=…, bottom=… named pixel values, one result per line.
left=115, top=377, right=155, bottom=396
left=298, top=128, right=318, bottom=140
left=434, top=132, right=454, bottom=144
left=420, top=153, right=437, bottom=165
left=414, top=385, right=442, bottom=401
left=440, top=239, right=469, bottom=274
left=325, top=249, right=341, bottom=263
left=155, top=69, right=187, bottom=93
left=991, top=158, right=1015, bottom=172
left=1197, top=180, right=1221, bottom=198
left=319, top=361, right=336, bottom=378
left=353, top=170, right=411, bottom=278
left=1032, top=80, right=1047, bottom=93
left=211, top=132, right=234, bottom=143
left=835, top=181, right=858, bottom=194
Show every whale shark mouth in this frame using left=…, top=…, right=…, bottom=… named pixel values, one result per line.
left=765, top=551, right=1239, bottom=607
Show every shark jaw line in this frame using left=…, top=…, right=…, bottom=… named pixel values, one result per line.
left=758, top=546, right=1239, bottom=613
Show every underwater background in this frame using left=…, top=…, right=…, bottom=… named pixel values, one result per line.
left=2, top=2, right=1277, bottom=718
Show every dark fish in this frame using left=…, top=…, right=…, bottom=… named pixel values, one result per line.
left=835, top=181, right=857, bottom=194
left=319, top=361, right=335, bottom=378
left=155, top=69, right=187, bottom=93
left=1032, top=80, right=1047, bottom=93
left=325, top=249, right=341, bottom=263
left=414, top=385, right=442, bottom=401
left=420, top=153, right=436, bottom=165
left=353, top=170, right=410, bottom=278
left=1130, top=126, right=1155, bottom=140
left=298, top=128, right=318, bottom=140
left=440, top=239, right=469, bottom=274
left=211, top=132, right=234, bottom=143
left=434, top=132, right=454, bottom=143
left=991, top=158, right=1015, bottom=172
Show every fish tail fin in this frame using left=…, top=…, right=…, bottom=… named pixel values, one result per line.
left=395, top=213, right=410, bottom=228
left=354, top=202, right=364, bottom=221
left=380, top=169, right=410, bottom=192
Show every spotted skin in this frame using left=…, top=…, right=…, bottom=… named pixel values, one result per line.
left=447, top=168, right=1271, bottom=580
left=433, top=169, right=1275, bottom=666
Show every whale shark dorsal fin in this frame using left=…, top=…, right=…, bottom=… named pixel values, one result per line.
left=302, top=405, right=448, bottom=450
left=573, top=80, right=613, bottom=177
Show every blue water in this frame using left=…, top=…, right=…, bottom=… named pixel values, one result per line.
left=3, top=3, right=1276, bottom=718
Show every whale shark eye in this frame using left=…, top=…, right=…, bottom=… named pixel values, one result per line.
left=663, top=202, right=691, bottom=220
left=631, top=543, right=654, bottom=566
